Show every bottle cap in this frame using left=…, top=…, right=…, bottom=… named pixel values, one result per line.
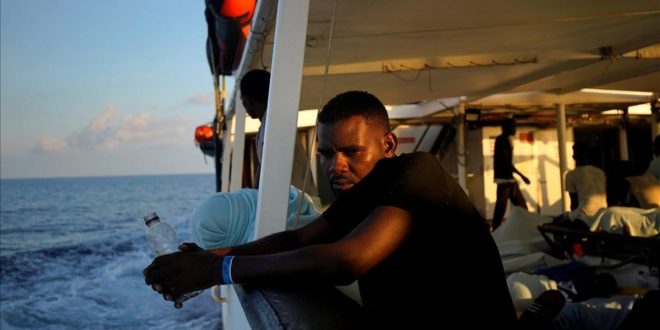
left=144, top=212, right=160, bottom=225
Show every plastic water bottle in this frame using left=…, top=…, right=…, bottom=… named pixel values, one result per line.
left=144, top=212, right=203, bottom=305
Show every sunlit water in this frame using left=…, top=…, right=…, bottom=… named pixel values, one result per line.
left=1, top=174, right=222, bottom=329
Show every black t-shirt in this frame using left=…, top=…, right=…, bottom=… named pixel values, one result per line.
left=323, top=152, right=516, bottom=328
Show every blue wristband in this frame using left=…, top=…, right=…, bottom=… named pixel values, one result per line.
left=221, top=256, right=235, bottom=285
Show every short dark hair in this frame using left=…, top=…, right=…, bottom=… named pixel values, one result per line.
left=572, top=142, right=589, bottom=159
left=240, top=70, right=270, bottom=103
left=501, top=118, right=516, bottom=130
left=573, top=141, right=597, bottom=165
left=318, top=91, right=390, bottom=131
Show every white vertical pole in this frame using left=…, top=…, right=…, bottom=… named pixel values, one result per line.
left=556, top=103, right=569, bottom=212
left=224, top=116, right=249, bottom=330
left=221, top=116, right=233, bottom=192
left=456, top=99, right=468, bottom=193
left=230, top=90, right=247, bottom=192
left=254, top=0, right=310, bottom=238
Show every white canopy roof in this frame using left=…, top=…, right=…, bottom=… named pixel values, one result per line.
left=237, top=0, right=659, bottom=114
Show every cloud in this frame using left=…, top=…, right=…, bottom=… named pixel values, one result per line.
left=88, top=104, right=118, bottom=132
left=115, top=112, right=189, bottom=145
left=66, top=104, right=119, bottom=150
left=33, top=136, right=69, bottom=153
left=33, top=104, right=194, bottom=154
left=184, top=93, right=213, bottom=106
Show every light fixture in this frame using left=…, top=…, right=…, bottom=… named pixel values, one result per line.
left=601, top=104, right=651, bottom=115
left=581, top=88, right=654, bottom=97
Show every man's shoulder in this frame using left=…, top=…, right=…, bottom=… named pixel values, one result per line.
left=565, top=168, right=577, bottom=180
left=393, top=152, right=439, bottom=168
left=586, top=165, right=605, bottom=174
left=567, top=166, right=605, bottom=182
left=578, top=165, right=605, bottom=175
left=384, top=152, right=448, bottom=187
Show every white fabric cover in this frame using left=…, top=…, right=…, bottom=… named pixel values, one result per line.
left=501, top=252, right=567, bottom=274
left=590, top=206, right=660, bottom=237
left=492, top=206, right=554, bottom=253
left=493, top=207, right=568, bottom=274
left=507, top=272, right=558, bottom=311
left=496, top=240, right=539, bottom=259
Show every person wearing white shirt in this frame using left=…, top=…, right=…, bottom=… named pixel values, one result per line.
left=565, top=142, right=608, bottom=222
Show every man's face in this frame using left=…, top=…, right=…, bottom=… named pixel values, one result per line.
left=317, top=115, right=396, bottom=196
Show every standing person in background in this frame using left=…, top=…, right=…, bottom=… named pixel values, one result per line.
left=565, top=142, right=607, bottom=222
left=239, top=69, right=317, bottom=196
left=492, top=117, right=530, bottom=230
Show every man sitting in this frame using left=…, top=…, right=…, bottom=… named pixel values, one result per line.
left=565, top=142, right=607, bottom=224
left=144, top=91, right=517, bottom=328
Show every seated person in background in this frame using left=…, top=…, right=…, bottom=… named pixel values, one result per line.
left=240, top=69, right=317, bottom=196
left=565, top=142, right=607, bottom=224
left=626, top=136, right=660, bottom=208
left=189, top=187, right=320, bottom=249
left=144, top=90, right=517, bottom=328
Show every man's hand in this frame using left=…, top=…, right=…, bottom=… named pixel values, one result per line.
left=143, top=242, right=222, bottom=308
left=522, top=175, right=531, bottom=185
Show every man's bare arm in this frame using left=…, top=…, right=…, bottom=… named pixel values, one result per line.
left=513, top=166, right=531, bottom=184
left=207, top=216, right=339, bottom=256
left=232, top=206, right=413, bottom=285
left=144, top=206, right=413, bottom=299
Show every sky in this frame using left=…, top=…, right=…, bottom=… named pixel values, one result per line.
left=1, top=0, right=233, bottom=179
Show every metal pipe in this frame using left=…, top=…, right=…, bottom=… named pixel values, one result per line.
left=556, top=103, right=569, bottom=212
left=456, top=100, right=468, bottom=193
left=619, top=109, right=629, bottom=161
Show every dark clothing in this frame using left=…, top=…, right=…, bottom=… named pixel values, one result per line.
left=492, top=182, right=528, bottom=230
left=323, top=152, right=516, bottom=329
left=494, top=134, right=515, bottom=180
left=493, top=133, right=528, bottom=229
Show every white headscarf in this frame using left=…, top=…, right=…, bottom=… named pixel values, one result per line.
left=190, top=187, right=320, bottom=249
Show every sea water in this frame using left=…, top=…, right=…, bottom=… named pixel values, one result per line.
left=0, top=174, right=222, bottom=329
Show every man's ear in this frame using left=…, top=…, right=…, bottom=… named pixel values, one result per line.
left=384, top=132, right=398, bottom=157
